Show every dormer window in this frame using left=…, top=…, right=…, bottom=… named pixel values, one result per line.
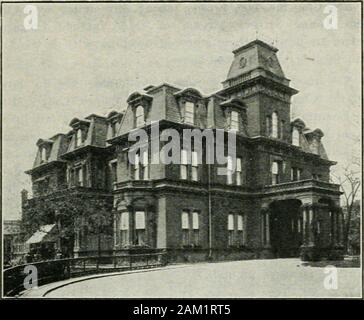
left=40, top=147, right=47, bottom=162
left=75, top=129, right=83, bottom=147
left=230, top=111, right=239, bottom=131
left=272, top=112, right=278, bottom=138
left=111, top=122, right=117, bottom=137
left=184, top=102, right=194, bottom=125
left=292, top=127, right=300, bottom=146
left=135, top=105, right=144, bottom=127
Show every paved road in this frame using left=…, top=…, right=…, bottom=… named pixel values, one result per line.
left=42, top=259, right=361, bottom=298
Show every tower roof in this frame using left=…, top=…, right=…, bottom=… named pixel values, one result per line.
left=223, top=39, right=288, bottom=88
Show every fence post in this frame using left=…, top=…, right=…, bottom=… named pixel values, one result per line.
left=129, top=255, right=133, bottom=270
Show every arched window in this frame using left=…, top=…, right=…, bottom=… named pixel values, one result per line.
left=271, top=161, right=279, bottom=185
left=135, top=105, right=144, bottom=127
left=76, top=129, right=82, bottom=147
left=272, top=112, right=278, bottom=138
left=292, top=127, right=300, bottom=146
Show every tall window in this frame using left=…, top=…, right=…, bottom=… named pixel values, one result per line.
left=181, top=211, right=190, bottom=246
left=109, top=160, right=117, bottom=186
left=266, top=116, right=272, bottom=136
left=227, top=156, right=233, bottom=185
left=185, top=102, right=194, bottom=125
left=191, top=151, right=198, bottom=181
left=75, top=129, right=82, bottom=147
left=75, top=167, right=83, bottom=186
left=134, top=153, right=140, bottom=180
left=142, top=150, right=149, bottom=180
left=133, top=151, right=149, bottom=180
left=135, top=211, right=145, bottom=245
left=272, top=112, right=278, bottom=138
left=192, top=211, right=199, bottom=246
left=236, top=158, right=242, bottom=186
left=291, top=167, right=302, bottom=181
left=237, top=214, right=244, bottom=245
left=230, top=111, right=239, bottom=131
left=228, top=214, right=234, bottom=246
left=110, top=122, right=117, bottom=137
left=120, top=212, right=129, bottom=246
left=271, top=161, right=279, bottom=185
left=292, top=127, right=300, bottom=146
left=40, top=147, right=47, bottom=162
left=280, top=120, right=285, bottom=139
left=180, top=149, right=188, bottom=180
left=135, top=106, right=144, bottom=127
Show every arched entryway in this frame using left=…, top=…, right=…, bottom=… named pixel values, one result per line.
left=269, top=199, right=303, bottom=258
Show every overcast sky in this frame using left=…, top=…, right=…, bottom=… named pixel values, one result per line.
left=2, top=3, right=361, bottom=220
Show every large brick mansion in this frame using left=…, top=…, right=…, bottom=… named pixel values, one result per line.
left=22, top=40, right=344, bottom=262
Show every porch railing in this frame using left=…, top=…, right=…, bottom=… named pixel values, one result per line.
left=3, top=251, right=167, bottom=297
left=263, top=179, right=341, bottom=194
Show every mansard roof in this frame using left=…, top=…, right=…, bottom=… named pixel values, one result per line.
left=173, top=87, right=204, bottom=99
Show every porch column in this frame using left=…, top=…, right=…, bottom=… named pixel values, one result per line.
left=265, top=211, right=271, bottom=246
left=302, top=205, right=308, bottom=245
left=331, top=208, right=338, bottom=245
left=308, top=205, right=315, bottom=246
left=261, top=208, right=271, bottom=247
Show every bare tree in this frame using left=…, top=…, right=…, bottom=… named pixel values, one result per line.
left=332, top=163, right=361, bottom=252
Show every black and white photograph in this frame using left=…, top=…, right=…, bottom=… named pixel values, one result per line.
left=1, top=1, right=362, bottom=303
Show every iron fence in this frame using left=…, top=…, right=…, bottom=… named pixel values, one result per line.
left=3, top=251, right=167, bottom=297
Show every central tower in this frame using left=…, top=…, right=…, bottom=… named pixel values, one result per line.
left=218, top=40, right=298, bottom=141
